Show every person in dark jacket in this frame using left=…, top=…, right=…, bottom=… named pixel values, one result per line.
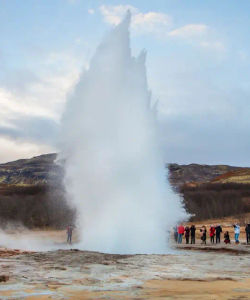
left=215, top=225, right=222, bottom=243
left=190, top=225, right=196, bottom=244
left=245, top=224, right=250, bottom=244
left=201, top=226, right=207, bottom=244
left=185, top=226, right=190, bottom=244
left=224, top=231, right=230, bottom=244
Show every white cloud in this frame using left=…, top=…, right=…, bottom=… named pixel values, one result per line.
left=168, top=24, right=208, bottom=38
left=0, top=51, right=81, bottom=125
left=100, top=5, right=137, bottom=25
left=99, top=5, right=172, bottom=36
left=0, top=49, right=83, bottom=160
left=0, top=70, right=77, bottom=125
left=0, top=136, right=55, bottom=163
left=0, top=87, right=55, bottom=121
left=169, top=24, right=225, bottom=53
left=99, top=5, right=224, bottom=52
left=88, top=9, right=95, bottom=15
left=132, top=12, right=172, bottom=35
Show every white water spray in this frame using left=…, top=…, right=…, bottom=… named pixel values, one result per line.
left=60, top=13, right=186, bottom=254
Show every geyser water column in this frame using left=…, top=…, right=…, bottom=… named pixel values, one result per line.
left=60, top=13, right=186, bottom=254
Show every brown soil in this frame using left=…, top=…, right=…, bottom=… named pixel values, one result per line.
left=51, top=278, right=250, bottom=300
left=0, top=248, right=32, bottom=257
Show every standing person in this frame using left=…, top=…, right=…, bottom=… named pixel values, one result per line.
left=177, top=224, right=185, bottom=244
left=190, top=224, right=196, bottom=244
left=209, top=225, right=215, bottom=244
left=201, top=226, right=207, bottom=245
left=173, top=225, right=178, bottom=243
left=200, top=227, right=203, bottom=242
left=245, top=224, right=250, bottom=244
left=185, top=225, right=190, bottom=244
left=215, top=225, right=222, bottom=243
left=233, top=224, right=240, bottom=244
left=67, top=225, right=73, bottom=244
left=224, top=231, right=230, bottom=244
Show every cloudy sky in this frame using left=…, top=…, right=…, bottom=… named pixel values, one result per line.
left=0, top=0, right=249, bottom=166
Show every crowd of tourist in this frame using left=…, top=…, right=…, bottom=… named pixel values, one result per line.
left=174, top=223, right=250, bottom=245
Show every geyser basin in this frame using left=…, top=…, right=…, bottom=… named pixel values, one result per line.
left=60, top=12, right=186, bottom=254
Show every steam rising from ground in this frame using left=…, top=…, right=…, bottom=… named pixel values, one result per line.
left=0, top=225, right=70, bottom=251
left=60, top=13, right=186, bottom=254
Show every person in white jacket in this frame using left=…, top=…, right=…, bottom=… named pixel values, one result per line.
left=233, top=224, right=240, bottom=243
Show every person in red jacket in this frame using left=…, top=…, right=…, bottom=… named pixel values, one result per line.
left=210, top=225, right=216, bottom=244
left=177, top=224, right=185, bottom=244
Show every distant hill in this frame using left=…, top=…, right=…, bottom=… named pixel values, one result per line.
left=0, top=154, right=73, bottom=229
left=1, top=154, right=248, bottom=187
left=0, top=154, right=249, bottom=227
left=211, top=169, right=250, bottom=184
left=0, top=153, right=61, bottom=186
left=168, top=163, right=248, bottom=189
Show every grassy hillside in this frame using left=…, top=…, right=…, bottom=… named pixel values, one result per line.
left=0, top=184, right=75, bottom=228
left=169, top=164, right=250, bottom=221
left=212, top=169, right=250, bottom=184
left=0, top=154, right=74, bottom=228
left=0, top=153, right=60, bottom=185
left=168, top=163, right=248, bottom=188
left=181, top=182, right=250, bottom=221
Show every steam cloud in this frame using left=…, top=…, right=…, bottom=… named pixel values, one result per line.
left=59, top=12, right=186, bottom=254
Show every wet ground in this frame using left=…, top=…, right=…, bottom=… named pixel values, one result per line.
left=0, top=240, right=250, bottom=299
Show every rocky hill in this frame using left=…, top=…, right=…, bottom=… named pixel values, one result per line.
left=1, top=153, right=249, bottom=188
left=0, top=154, right=249, bottom=226
left=0, top=153, right=61, bottom=186
left=0, top=154, right=73, bottom=228
left=168, top=163, right=248, bottom=189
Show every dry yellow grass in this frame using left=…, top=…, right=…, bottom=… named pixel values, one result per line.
left=212, top=169, right=250, bottom=184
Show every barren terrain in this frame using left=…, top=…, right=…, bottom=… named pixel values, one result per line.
left=0, top=226, right=249, bottom=300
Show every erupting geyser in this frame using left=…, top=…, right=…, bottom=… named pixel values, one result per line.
left=60, top=12, right=186, bottom=254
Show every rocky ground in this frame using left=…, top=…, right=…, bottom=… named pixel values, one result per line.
left=0, top=230, right=250, bottom=299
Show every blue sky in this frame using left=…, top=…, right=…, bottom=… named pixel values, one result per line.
left=0, top=0, right=249, bottom=165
